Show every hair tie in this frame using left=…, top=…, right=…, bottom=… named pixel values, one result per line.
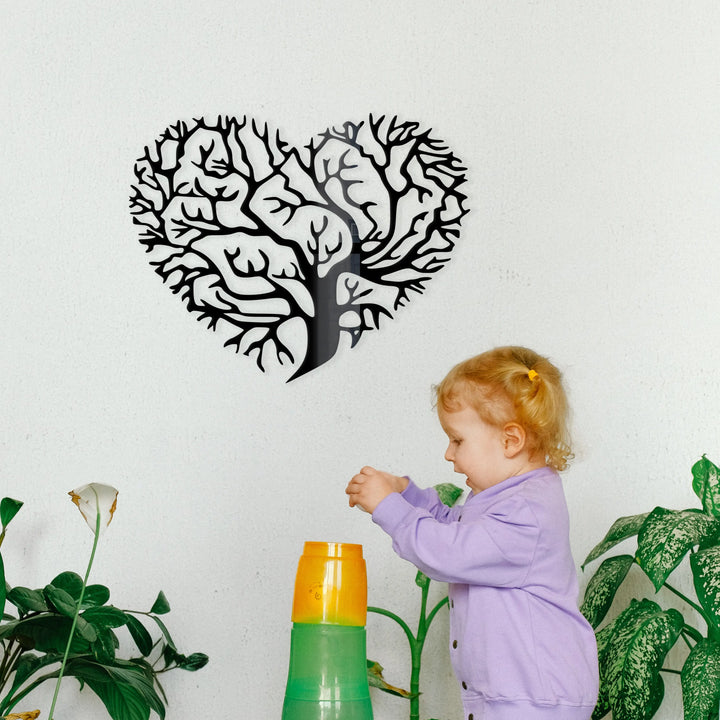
left=528, top=369, right=539, bottom=381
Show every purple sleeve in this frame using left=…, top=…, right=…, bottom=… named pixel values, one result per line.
left=372, top=492, right=539, bottom=587
left=400, top=478, right=461, bottom=522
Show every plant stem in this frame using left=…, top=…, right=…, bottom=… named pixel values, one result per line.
left=1, top=670, right=61, bottom=716
left=426, top=596, right=449, bottom=629
left=0, top=638, right=16, bottom=690
left=408, top=582, right=430, bottom=720
left=664, top=582, right=715, bottom=630
left=47, top=496, right=101, bottom=720
left=367, top=607, right=415, bottom=648
left=369, top=584, right=451, bottom=720
left=0, top=641, right=23, bottom=694
left=681, top=624, right=703, bottom=645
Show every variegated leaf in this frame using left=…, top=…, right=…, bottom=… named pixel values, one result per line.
left=582, top=513, right=649, bottom=569
left=434, top=482, right=463, bottom=508
left=581, top=555, right=635, bottom=629
left=591, top=692, right=610, bottom=720
left=681, top=639, right=720, bottom=720
left=603, top=599, right=683, bottom=720
left=691, top=545, right=720, bottom=629
left=692, top=455, right=720, bottom=518
left=636, top=507, right=719, bottom=590
left=591, top=623, right=618, bottom=720
left=593, top=607, right=645, bottom=720
left=644, top=675, right=665, bottom=720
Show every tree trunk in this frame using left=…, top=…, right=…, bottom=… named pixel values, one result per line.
left=289, top=266, right=344, bottom=381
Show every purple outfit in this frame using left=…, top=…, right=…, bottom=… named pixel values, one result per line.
left=372, top=466, right=598, bottom=720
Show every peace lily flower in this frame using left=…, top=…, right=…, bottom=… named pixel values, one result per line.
left=48, top=484, right=119, bottom=720
left=68, top=483, right=118, bottom=534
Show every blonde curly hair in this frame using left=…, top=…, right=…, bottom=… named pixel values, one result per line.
left=434, top=346, right=573, bottom=472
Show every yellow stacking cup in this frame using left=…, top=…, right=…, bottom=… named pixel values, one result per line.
left=291, top=541, right=367, bottom=626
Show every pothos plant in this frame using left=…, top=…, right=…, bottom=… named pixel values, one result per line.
left=0, top=485, right=208, bottom=720
left=581, top=455, right=720, bottom=720
left=366, top=482, right=463, bottom=720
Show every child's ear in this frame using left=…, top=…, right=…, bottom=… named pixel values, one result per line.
left=502, top=423, right=526, bottom=458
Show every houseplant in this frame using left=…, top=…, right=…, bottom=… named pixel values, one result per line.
left=366, top=482, right=463, bottom=720
left=0, top=486, right=208, bottom=720
left=581, top=454, right=720, bottom=720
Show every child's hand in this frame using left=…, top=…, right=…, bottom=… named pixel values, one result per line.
left=345, top=466, right=409, bottom=513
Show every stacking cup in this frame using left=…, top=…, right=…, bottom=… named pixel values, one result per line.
left=282, top=542, right=373, bottom=720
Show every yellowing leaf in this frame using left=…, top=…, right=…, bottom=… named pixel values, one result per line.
left=366, top=660, right=415, bottom=698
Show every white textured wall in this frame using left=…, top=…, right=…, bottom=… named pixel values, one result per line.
left=2, top=2, right=720, bottom=718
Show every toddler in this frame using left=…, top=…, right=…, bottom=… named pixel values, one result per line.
left=346, top=346, right=598, bottom=720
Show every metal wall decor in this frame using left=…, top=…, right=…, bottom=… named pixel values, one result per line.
left=130, top=115, right=468, bottom=380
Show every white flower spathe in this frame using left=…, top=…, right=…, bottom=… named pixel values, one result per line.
left=68, top=483, right=118, bottom=534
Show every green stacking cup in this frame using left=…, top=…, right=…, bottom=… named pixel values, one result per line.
left=281, top=542, right=373, bottom=720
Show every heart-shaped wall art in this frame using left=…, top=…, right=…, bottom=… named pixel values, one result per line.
left=130, top=115, right=468, bottom=380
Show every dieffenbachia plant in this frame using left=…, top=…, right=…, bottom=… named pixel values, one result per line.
left=581, top=455, right=720, bottom=720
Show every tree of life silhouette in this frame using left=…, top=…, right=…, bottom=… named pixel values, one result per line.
left=130, top=115, right=468, bottom=380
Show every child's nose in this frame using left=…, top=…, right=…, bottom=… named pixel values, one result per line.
left=444, top=445, right=454, bottom=462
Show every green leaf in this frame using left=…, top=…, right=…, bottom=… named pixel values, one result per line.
left=75, top=614, right=99, bottom=643
left=44, top=584, right=77, bottom=617
left=681, top=639, right=720, bottom=720
left=82, top=605, right=129, bottom=630
left=434, top=482, right=463, bottom=508
left=125, top=614, right=154, bottom=657
left=91, top=626, right=120, bottom=663
left=2, top=651, right=63, bottom=707
left=149, top=614, right=176, bottom=652
left=51, top=571, right=84, bottom=600
left=601, top=599, right=683, bottom=720
left=150, top=591, right=171, bottom=615
left=592, top=621, right=627, bottom=719
left=414, top=571, right=430, bottom=590
left=64, top=658, right=166, bottom=720
left=6, top=586, right=49, bottom=613
left=0, top=498, right=23, bottom=528
left=15, top=650, right=60, bottom=682
left=692, top=455, right=720, bottom=518
left=0, top=553, right=6, bottom=620
left=636, top=508, right=720, bottom=590
left=163, top=643, right=180, bottom=668
left=582, top=513, right=650, bottom=568
left=691, top=545, right=720, bottom=629
left=581, top=555, right=635, bottom=628
left=83, top=584, right=111, bottom=608
left=175, top=652, right=209, bottom=671
left=366, top=659, right=415, bottom=698
left=0, top=615, right=91, bottom=654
